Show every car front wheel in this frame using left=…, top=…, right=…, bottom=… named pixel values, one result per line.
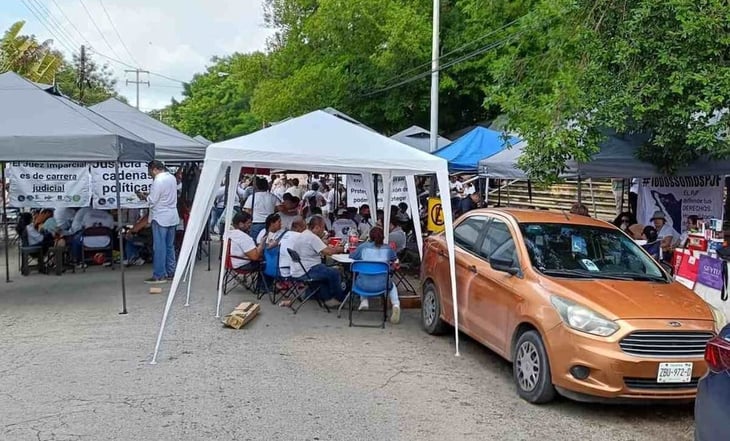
left=513, top=330, right=556, bottom=404
left=421, top=282, right=448, bottom=335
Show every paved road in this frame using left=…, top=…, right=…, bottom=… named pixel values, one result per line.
left=0, top=252, right=694, bottom=440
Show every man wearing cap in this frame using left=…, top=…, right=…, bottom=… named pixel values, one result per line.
left=651, top=210, right=679, bottom=255
left=331, top=208, right=358, bottom=239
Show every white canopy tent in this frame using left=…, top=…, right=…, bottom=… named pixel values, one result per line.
left=151, top=110, right=460, bottom=362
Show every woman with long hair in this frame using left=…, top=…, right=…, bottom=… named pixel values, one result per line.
left=349, top=226, right=401, bottom=324
left=257, top=212, right=285, bottom=247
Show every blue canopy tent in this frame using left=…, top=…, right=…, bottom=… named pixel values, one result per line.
left=433, top=126, right=520, bottom=172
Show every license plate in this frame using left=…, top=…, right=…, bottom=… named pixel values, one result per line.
left=656, top=362, right=693, bottom=383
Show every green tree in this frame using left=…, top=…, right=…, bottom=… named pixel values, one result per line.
left=0, top=21, right=62, bottom=83
left=55, top=46, right=122, bottom=106
left=478, top=0, right=730, bottom=181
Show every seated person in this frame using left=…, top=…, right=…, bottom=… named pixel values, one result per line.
left=641, top=225, right=661, bottom=260
left=52, top=207, right=76, bottom=235
left=678, top=215, right=701, bottom=248
left=229, top=212, right=265, bottom=271
left=123, top=214, right=151, bottom=266
left=256, top=212, right=287, bottom=246
left=331, top=208, right=358, bottom=239
left=26, top=209, right=55, bottom=249
left=569, top=202, right=590, bottom=217
left=651, top=211, right=679, bottom=259
left=277, top=193, right=300, bottom=230
left=388, top=218, right=407, bottom=254
left=612, top=211, right=637, bottom=235
left=350, top=226, right=401, bottom=324
left=291, top=215, right=345, bottom=307
left=305, top=206, right=332, bottom=232
left=278, top=217, right=306, bottom=277
left=70, top=208, right=114, bottom=266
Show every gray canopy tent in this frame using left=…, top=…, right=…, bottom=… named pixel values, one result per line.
left=91, top=98, right=207, bottom=162
left=390, top=125, right=451, bottom=152
left=479, top=131, right=730, bottom=179
left=0, top=71, right=155, bottom=313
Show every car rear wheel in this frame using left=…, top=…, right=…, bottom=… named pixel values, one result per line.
left=422, top=282, right=448, bottom=335
left=513, top=330, right=556, bottom=404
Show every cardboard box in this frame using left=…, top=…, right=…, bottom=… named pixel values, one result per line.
left=149, top=287, right=163, bottom=294
left=222, top=302, right=260, bottom=329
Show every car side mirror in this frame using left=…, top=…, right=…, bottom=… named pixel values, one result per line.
left=491, top=257, right=519, bottom=276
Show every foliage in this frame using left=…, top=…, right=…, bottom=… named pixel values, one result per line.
left=0, top=21, right=62, bottom=83
left=56, top=48, right=122, bottom=106
left=480, top=0, right=730, bottom=181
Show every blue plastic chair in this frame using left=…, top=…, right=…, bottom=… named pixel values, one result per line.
left=261, top=245, right=292, bottom=304
left=349, top=260, right=390, bottom=328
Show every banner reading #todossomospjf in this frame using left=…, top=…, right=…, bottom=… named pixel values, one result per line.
left=90, top=162, right=152, bottom=209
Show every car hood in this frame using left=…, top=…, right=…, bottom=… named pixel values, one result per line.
left=539, top=277, right=713, bottom=321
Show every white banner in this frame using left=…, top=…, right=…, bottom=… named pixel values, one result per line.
left=346, top=175, right=409, bottom=209
left=90, top=162, right=152, bottom=210
left=637, top=176, right=723, bottom=234
left=7, top=162, right=90, bottom=208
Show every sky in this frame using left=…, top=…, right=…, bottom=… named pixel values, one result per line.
left=1, top=0, right=273, bottom=111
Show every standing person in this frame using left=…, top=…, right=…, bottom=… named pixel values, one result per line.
left=210, top=182, right=226, bottom=234
left=138, top=160, right=178, bottom=284
left=629, top=178, right=639, bottom=215
left=243, top=177, right=280, bottom=241
left=286, top=178, right=303, bottom=199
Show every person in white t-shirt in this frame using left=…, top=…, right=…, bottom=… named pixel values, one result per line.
left=229, top=212, right=265, bottom=270
left=291, top=216, right=346, bottom=307
left=68, top=208, right=114, bottom=266
left=331, top=209, right=358, bottom=239
left=137, top=161, right=179, bottom=284
left=243, top=177, right=281, bottom=241
left=278, top=217, right=306, bottom=277
left=285, top=178, right=303, bottom=199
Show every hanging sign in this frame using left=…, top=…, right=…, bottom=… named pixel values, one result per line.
left=637, top=176, right=723, bottom=235
left=6, top=162, right=90, bottom=208
left=90, top=162, right=152, bottom=209
left=346, top=175, right=409, bottom=208
left=427, top=197, right=445, bottom=233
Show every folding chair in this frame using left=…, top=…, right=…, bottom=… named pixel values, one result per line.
left=222, top=239, right=261, bottom=295
left=81, top=226, right=114, bottom=270
left=18, top=229, right=46, bottom=276
left=260, top=245, right=296, bottom=304
left=349, top=260, right=390, bottom=328
left=287, top=248, right=329, bottom=314
left=392, top=249, right=417, bottom=295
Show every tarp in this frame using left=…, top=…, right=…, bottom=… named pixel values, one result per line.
left=152, top=109, right=461, bottom=363
left=479, top=130, right=730, bottom=178
left=91, top=98, right=206, bottom=162
left=390, top=125, right=451, bottom=153
left=434, top=126, right=520, bottom=172
left=0, top=72, right=154, bottom=162
left=193, top=135, right=212, bottom=144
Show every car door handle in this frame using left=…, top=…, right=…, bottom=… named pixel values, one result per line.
left=468, top=265, right=477, bottom=274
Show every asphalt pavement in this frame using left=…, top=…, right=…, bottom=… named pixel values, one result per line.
left=0, top=245, right=695, bottom=441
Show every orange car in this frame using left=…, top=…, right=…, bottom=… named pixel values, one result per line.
left=421, top=208, right=727, bottom=403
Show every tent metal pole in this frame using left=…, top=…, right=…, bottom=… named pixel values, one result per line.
left=2, top=163, right=10, bottom=283
left=116, top=161, right=128, bottom=315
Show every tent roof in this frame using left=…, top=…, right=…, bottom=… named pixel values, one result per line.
left=0, top=72, right=154, bottom=162
left=207, top=110, right=448, bottom=176
left=434, top=126, right=521, bottom=172
left=479, top=130, right=730, bottom=178
left=91, top=98, right=206, bottom=162
left=193, top=135, right=212, bottom=144
left=390, top=125, right=451, bottom=153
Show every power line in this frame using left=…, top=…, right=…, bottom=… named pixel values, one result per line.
left=77, top=0, right=124, bottom=62
left=362, top=30, right=526, bottom=97
left=372, top=16, right=526, bottom=90
left=89, top=48, right=187, bottom=84
left=148, top=71, right=186, bottom=84
left=19, top=0, right=77, bottom=54
left=98, top=0, right=140, bottom=67
left=28, top=0, right=81, bottom=51
left=50, top=0, right=93, bottom=48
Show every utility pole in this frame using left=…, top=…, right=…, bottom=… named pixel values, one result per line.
left=429, top=0, right=440, bottom=153
left=77, top=45, right=88, bottom=102
left=125, top=68, right=150, bottom=109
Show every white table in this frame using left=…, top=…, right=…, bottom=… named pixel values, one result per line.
left=331, top=254, right=354, bottom=264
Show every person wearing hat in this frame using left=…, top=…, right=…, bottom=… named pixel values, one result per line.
left=650, top=210, right=680, bottom=255
left=331, top=208, right=358, bottom=239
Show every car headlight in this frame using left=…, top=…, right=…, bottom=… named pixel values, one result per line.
left=708, top=304, right=728, bottom=334
left=550, top=296, right=619, bottom=337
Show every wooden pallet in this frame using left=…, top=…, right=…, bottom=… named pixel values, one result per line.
left=222, top=302, right=260, bottom=329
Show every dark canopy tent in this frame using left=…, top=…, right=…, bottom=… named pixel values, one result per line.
left=479, top=130, right=730, bottom=178
left=0, top=71, right=155, bottom=313
left=434, top=126, right=520, bottom=172
left=390, top=125, right=451, bottom=152
left=193, top=135, right=212, bottom=145
left=91, top=98, right=207, bottom=162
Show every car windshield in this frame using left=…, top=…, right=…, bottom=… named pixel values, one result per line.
left=518, top=222, right=668, bottom=282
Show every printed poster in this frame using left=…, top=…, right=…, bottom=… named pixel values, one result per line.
left=6, top=162, right=90, bottom=208
left=346, top=175, right=409, bottom=209
left=90, top=162, right=152, bottom=209
left=637, top=176, right=723, bottom=235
